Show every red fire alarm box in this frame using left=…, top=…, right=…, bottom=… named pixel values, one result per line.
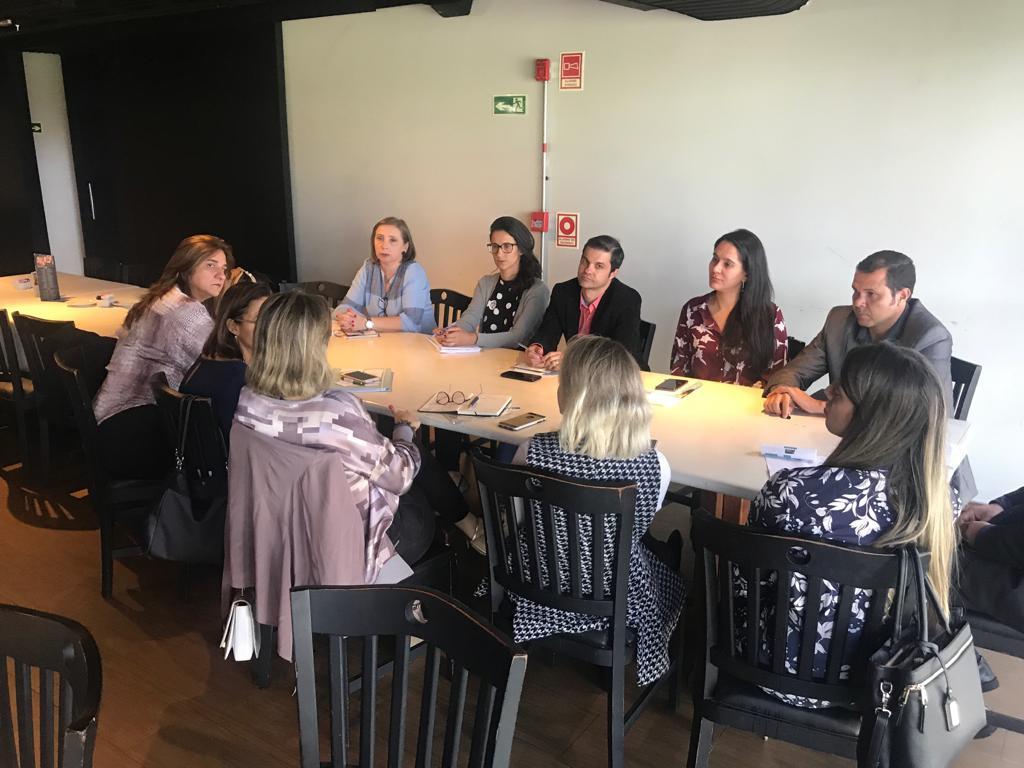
left=530, top=211, right=549, bottom=232
left=534, top=59, right=551, bottom=82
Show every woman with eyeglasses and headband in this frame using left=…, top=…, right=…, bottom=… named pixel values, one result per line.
left=434, top=216, right=550, bottom=348
left=335, top=217, right=433, bottom=334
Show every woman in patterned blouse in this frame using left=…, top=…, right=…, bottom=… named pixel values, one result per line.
left=511, top=335, right=685, bottom=685
left=433, top=216, right=550, bottom=349
left=670, top=229, right=787, bottom=385
left=738, top=342, right=956, bottom=707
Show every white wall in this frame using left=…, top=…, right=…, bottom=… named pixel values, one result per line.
left=23, top=52, right=85, bottom=276
left=283, top=0, right=1024, bottom=500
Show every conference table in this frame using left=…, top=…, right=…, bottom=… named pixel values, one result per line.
left=2, top=272, right=973, bottom=500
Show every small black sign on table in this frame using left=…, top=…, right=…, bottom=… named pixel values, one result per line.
left=34, top=253, right=61, bottom=301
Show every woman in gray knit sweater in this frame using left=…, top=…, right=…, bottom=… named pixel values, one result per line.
left=433, top=216, right=549, bottom=349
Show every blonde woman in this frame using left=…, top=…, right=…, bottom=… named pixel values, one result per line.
left=232, top=291, right=435, bottom=565
left=740, top=341, right=955, bottom=708
left=511, top=335, right=685, bottom=686
left=94, top=234, right=232, bottom=480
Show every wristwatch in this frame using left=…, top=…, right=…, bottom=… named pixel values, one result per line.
left=365, top=319, right=375, bottom=331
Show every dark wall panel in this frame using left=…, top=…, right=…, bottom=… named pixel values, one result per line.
left=62, top=16, right=295, bottom=285
left=0, top=49, right=48, bottom=277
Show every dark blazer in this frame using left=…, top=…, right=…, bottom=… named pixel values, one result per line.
left=957, top=486, right=1024, bottom=632
left=764, top=297, right=975, bottom=500
left=530, top=277, right=642, bottom=363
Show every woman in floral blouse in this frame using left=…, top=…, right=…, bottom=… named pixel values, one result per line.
left=670, top=229, right=787, bottom=385
left=737, top=342, right=956, bottom=708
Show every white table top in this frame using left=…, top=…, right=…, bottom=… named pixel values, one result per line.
left=4, top=273, right=970, bottom=499
left=1, top=272, right=146, bottom=339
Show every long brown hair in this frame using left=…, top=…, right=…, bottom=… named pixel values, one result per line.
left=827, top=343, right=954, bottom=613
left=125, top=235, right=234, bottom=329
left=201, top=281, right=273, bottom=360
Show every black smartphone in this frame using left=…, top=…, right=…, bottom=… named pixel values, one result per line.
left=655, top=378, right=688, bottom=392
left=500, top=370, right=541, bottom=383
left=498, top=412, right=546, bottom=431
left=342, top=370, right=380, bottom=386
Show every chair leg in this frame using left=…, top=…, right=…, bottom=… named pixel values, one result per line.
left=99, top=509, right=114, bottom=599
left=13, top=408, right=30, bottom=470
left=686, top=716, right=714, bottom=768
left=251, top=624, right=274, bottom=689
left=607, top=665, right=625, bottom=768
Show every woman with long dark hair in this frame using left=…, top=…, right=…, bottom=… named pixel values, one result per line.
left=670, top=229, right=787, bottom=385
left=738, top=342, right=955, bottom=708
left=93, top=234, right=232, bottom=480
left=434, top=216, right=550, bottom=348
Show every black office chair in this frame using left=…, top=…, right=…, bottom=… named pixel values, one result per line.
left=787, top=336, right=806, bottom=361
left=280, top=280, right=350, bottom=308
left=119, top=262, right=160, bottom=288
left=54, top=348, right=163, bottom=598
left=431, top=288, right=471, bottom=328
left=637, top=319, right=656, bottom=371
left=472, top=452, right=681, bottom=768
left=0, top=309, right=36, bottom=470
left=291, top=585, right=528, bottom=768
left=687, top=509, right=915, bottom=766
left=951, top=356, right=981, bottom=420
left=12, top=313, right=75, bottom=479
left=966, top=610, right=1024, bottom=735
left=0, top=603, right=102, bottom=768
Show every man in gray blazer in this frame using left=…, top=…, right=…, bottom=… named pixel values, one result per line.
left=764, top=250, right=975, bottom=499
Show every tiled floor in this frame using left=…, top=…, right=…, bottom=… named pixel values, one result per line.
left=0, top=427, right=1019, bottom=767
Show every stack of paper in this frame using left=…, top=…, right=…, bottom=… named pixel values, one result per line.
left=427, top=336, right=481, bottom=355
left=511, top=364, right=557, bottom=377
left=760, top=444, right=820, bottom=476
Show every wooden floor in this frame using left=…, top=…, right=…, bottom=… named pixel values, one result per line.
left=0, top=428, right=1020, bottom=767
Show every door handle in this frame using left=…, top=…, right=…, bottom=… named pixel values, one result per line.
left=87, top=182, right=96, bottom=220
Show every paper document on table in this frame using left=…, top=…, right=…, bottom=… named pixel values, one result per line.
left=761, top=444, right=820, bottom=477
left=459, top=393, right=512, bottom=417
left=512, top=364, right=557, bottom=377
left=427, top=336, right=481, bottom=355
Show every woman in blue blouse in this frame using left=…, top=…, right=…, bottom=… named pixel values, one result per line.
left=335, top=217, right=433, bottom=334
left=739, top=342, right=956, bottom=708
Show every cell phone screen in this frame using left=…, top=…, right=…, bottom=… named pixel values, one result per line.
left=655, top=378, right=688, bottom=392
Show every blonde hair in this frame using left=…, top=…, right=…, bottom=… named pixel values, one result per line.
left=557, top=335, right=652, bottom=460
left=828, top=343, right=955, bottom=614
left=247, top=292, right=334, bottom=400
left=125, top=234, right=233, bottom=329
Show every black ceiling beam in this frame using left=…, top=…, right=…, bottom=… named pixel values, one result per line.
left=598, top=0, right=809, bottom=20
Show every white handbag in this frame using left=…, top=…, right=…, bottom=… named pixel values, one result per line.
left=220, top=598, right=262, bottom=661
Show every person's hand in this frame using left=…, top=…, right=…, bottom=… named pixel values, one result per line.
left=959, top=519, right=992, bottom=545
left=337, top=308, right=362, bottom=332
left=960, top=502, right=1003, bottom=524
left=541, top=350, right=563, bottom=371
left=439, top=327, right=478, bottom=347
left=389, top=405, right=419, bottom=431
left=525, top=344, right=546, bottom=367
left=763, top=386, right=825, bottom=418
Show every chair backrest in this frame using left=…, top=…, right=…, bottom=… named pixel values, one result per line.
left=0, top=603, right=102, bottom=768
left=53, top=348, right=107, bottom=495
left=787, top=336, right=806, bottom=361
left=279, top=281, right=350, bottom=308
left=430, top=288, right=472, bottom=328
left=637, top=319, right=655, bottom=371
left=13, top=313, right=76, bottom=418
left=153, top=374, right=228, bottom=503
left=291, top=585, right=528, bottom=768
left=82, top=256, right=121, bottom=283
left=0, top=309, right=27, bottom=400
left=471, top=452, right=636, bottom=633
left=950, top=356, right=981, bottom=420
left=690, top=509, right=918, bottom=707
left=119, top=262, right=159, bottom=288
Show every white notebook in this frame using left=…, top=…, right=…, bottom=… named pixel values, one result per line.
left=427, top=336, right=481, bottom=355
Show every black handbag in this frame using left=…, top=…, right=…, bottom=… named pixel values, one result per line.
left=858, top=546, right=985, bottom=768
left=145, top=396, right=227, bottom=564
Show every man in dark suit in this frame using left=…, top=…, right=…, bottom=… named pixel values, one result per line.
left=958, top=487, right=1024, bottom=632
left=526, top=235, right=641, bottom=370
left=762, top=249, right=975, bottom=500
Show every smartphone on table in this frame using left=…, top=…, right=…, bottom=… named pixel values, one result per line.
left=500, top=370, right=541, bottom=383
left=342, top=370, right=380, bottom=386
left=498, top=412, right=546, bottom=431
left=655, top=378, right=689, bottom=392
